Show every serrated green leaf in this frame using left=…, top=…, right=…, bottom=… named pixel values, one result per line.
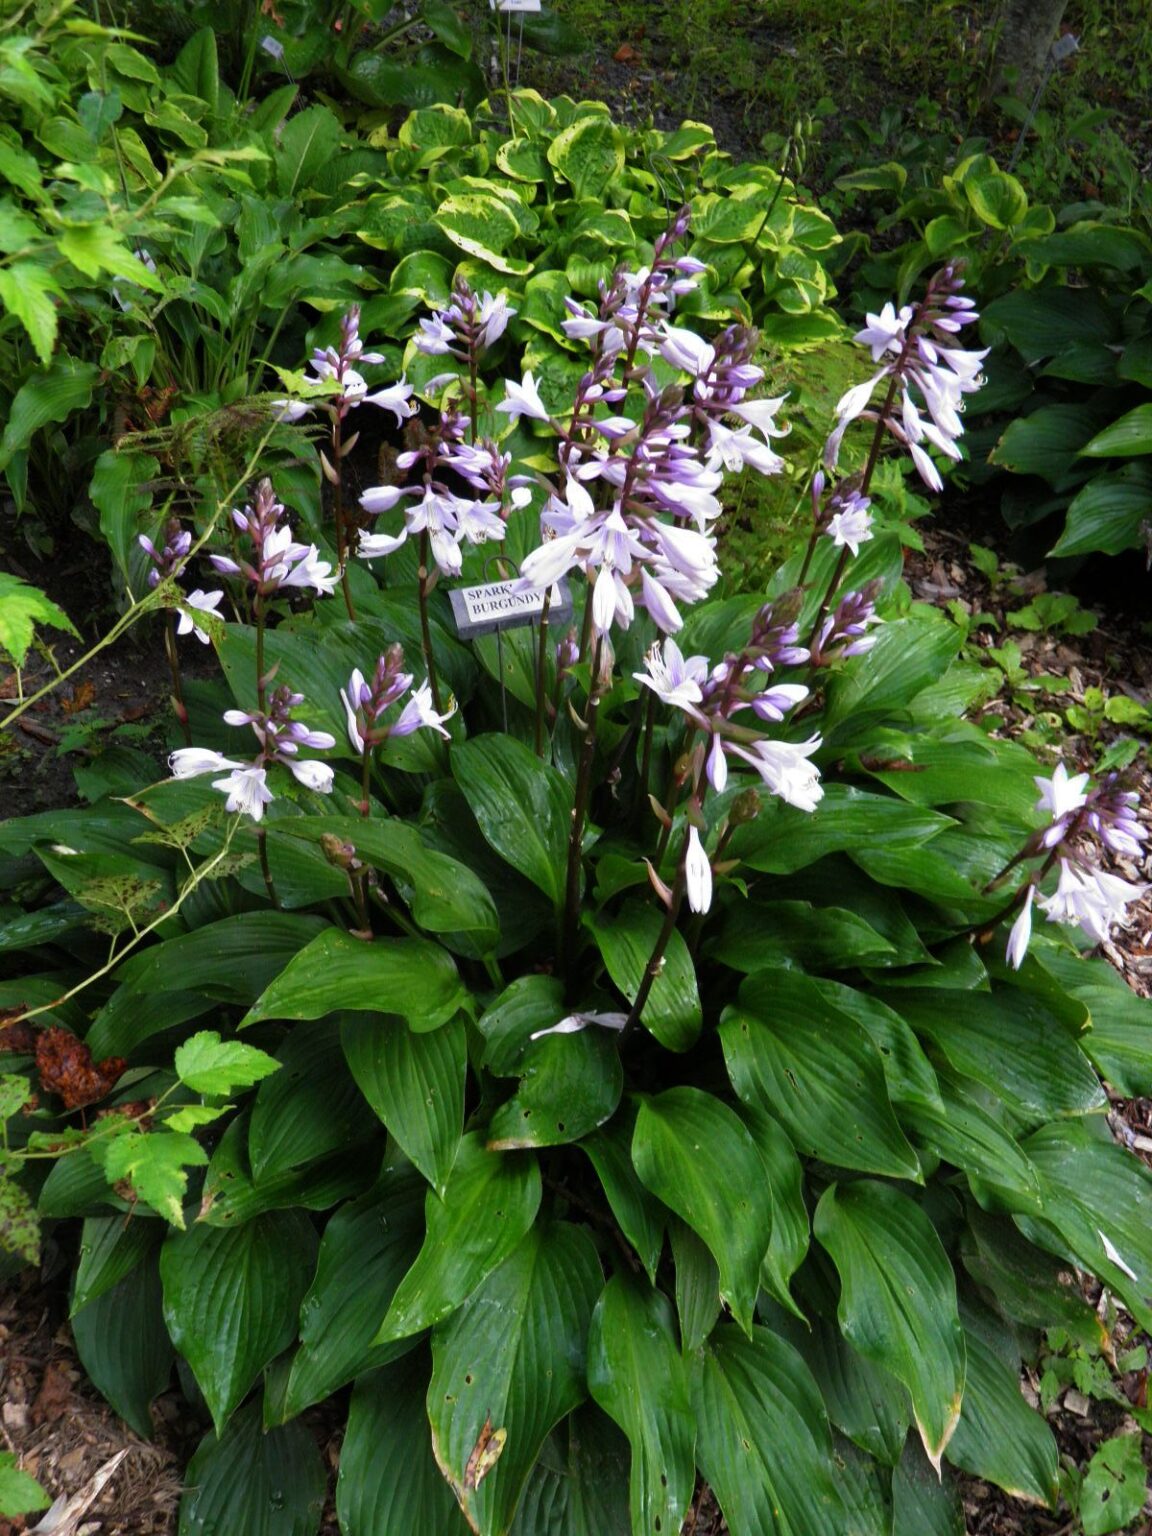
left=95, top=1130, right=208, bottom=1227
left=174, top=1030, right=280, bottom=1096
left=0, top=264, right=61, bottom=363
left=0, top=573, right=79, bottom=666
left=1079, top=1433, right=1147, bottom=1535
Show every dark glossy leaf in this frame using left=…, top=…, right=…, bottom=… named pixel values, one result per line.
left=198, top=1110, right=373, bottom=1228
left=488, top=1027, right=622, bottom=1150
left=891, top=1435, right=964, bottom=1536
left=822, top=616, right=963, bottom=747
left=342, top=1013, right=465, bottom=1193
left=898, top=1068, right=1041, bottom=1211
left=249, top=1020, right=374, bottom=1183
left=71, top=1213, right=160, bottom=1316
left=580, top=1112, right=665, bottom=1284
left=587, top=1275, right=695, bottom=1536
left=812, top=980, right=942, bottom=1111
left=178, top=1402, right=325, bottom=1536
left=710, top=898, right=898, bottom=971
left=71, top=1255, right=172, bottom=1439
left=815, top=1181, right=965, bottom=1468
left=740, top=1107, right=809, bottom=1315
left=722, top=971, right=920, bottom=1180
left=160, top=1211, right=318, bottom=1433
left=508, top=1405, right=631, bottom=1536
left=477, top=974, right=567, bottom=1076
left=945, top=1329, right=1058, bottom=1508
left=633, top=1088, right=771, bottom=1333
left=692, top=1325, right=845, bottom=1536
left=337, top=1352, right=469, bottom=1536
left=452, top=736, right=571, bottom=906
left=880, top=986, right=1105, bottom=1124
left=1032, top=942, right=1152, bottom=1096
left=376, top=1133, right=541, bottom=1343
left=587, top=901, right=701, bottom=1052
left=670, top=1217, right=721, bottom=1354
left=959, top=1204, right=1103, bottom=1342
left=775, top=1308, right=910, bottom=1467
left=241, top=929, right=466, bottom=1033
left=728, top=785, right=956, bottom=875
left=429, top=1222, right=603, bottom=1534
left=279, top=1163, right=425, bottom=1420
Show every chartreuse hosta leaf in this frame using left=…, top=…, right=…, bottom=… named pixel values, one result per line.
left=945, top=1327, right=1058, bottom=1508
left=691, top=1325, right=846, bottom=1536
left=338, top=1352, right=470, bottom=1536
left=721, top=971, right=921, bottom=1181
left=376, top=1133, right=541, bottom=1343
left=178, top=1402, right=325, bottom=1536
left=342, top=1012, right=466, bottom=1193
left=428, top=1222, right=603, bottom=1535
left=587, top=1275, right=696, bottom=1536
left=814, top=1182, right=965, bottom=1469
left=633, top=1088, right=772, bottom=1333
left=173, top=1030, right=280, bottom=1097
left=160, top=1211, right=318, bottom=1433
left=278, top=1163, right=425, bottom=1421
left=240, top=928, right=467, bottom=1032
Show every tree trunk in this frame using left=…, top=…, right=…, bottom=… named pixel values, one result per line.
left=988, top=0, right=1069, bottom=101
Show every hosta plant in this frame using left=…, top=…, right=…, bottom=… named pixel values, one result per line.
left=2, top=223, right=1151, bottom=1536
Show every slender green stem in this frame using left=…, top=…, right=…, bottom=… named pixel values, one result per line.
left=163, top=613, right=193, bottom=747
left=360, top=748, right=373, bottom=816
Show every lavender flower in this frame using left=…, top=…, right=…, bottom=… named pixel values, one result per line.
left=339, top=647, right=455, bottom=753
left=827, top=265, right=987, bottom=491
left=176, top=589, right=225, bottom=644
left=209, top=480, right=336, bottom=597
left=169, top=686, right=336, bottom=821
left=414, top=281, right=517, bottom=359
left=684, top=825, right=713, bottom=914
left=273, top=306, right=415, bottom=426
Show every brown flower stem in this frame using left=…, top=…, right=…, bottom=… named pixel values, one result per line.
left=163, top=612, right=192, bottom=747
left=619, top=852, right=688, bottom=1045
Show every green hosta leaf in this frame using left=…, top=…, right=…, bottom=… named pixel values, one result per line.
left=777, top=1309, right=910, bottom=1467
left=670, top=1217, right=721, bottom=1353
left=197, top=1111, right=371, bottom=1228
left=509, top=1405, right=631, bottom=1536
left=815, top=1181, right=965, bottom=1467
left=0, top=573, right=79, bottom=666
left=89, top=449, right=161, bottom=587
left=546, top=116, right=624, bottom=199
left=342, top=1013, right=465, bottom=1193
left=580, top=1113, right=665, bottom=1284
left=1081, top=403, right=1152, bottom=458
left=274, top=103, right=342, bottom=197
left=71, top=1255, right=173, bottom=1439
left=587, top=901, right=702, bottom=1051
left=248, top=1020, right=375, bottom=1182
left=178, top=1402, right=325, bottom=1536
left=1050, top=468, right=1152, bottom=557
left=338, top=1353, right=469, bottom=1536
left=452, top=736, right=571, bottom=906
left=487, top=1027, right=623, bottom=1150
left=741, top=1107, right=809, bottom=1314
left=880, top=986, right=1105, bottom=1124
left=990, top=403, right=1104, bottom=484
left=94, top=1130, right=208, bottom=1227
left=279, top=1164, right=425, bottom=1420
left=160, top=1211, right=318, bottom=1433
left=1022, top=1119, right=1152, bottom=1332
left=632, top=1087, right=771, bottom=1333
left=241, top=929, right=466, bottom=1033
left=71, top=1213, right=160, bottom=1316
left=892, top=1436, right=964, bottom=1536
left=722, top=971, right=920, bottom=1180
left=945, top=1329, right=1058, bottom=1508
left=822, top=615, right=963, bottom=746
left=692, top=1325, right=845, bottom=1536
left=0, top=1455, right=49, bottom=1519
left=174, top=1031, right=280, bottom=1097
left=1034, top=943, right=1152, bottom=1096
left=729, top=785, right=956, bottom=875
left=587, top=1275, right=696, bottom=1536
left=376, top=1133, right=541, bottom=1343
left=960, top=1205, right=1102, bottom=1341
left=898, top=1068, right=1041, bottom=1210
left=1079, top=1433, right=1148, bottom=1536
left=477, top=974, right=567, bottom=1076
left=429, top=1223, right=603, bottom=1534
left=0, top=264, right=61, bottom=363
left=812, top=981, right=942, bottom=1112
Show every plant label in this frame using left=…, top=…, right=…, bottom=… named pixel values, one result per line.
left=449, top=578, right=572, bottom=638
